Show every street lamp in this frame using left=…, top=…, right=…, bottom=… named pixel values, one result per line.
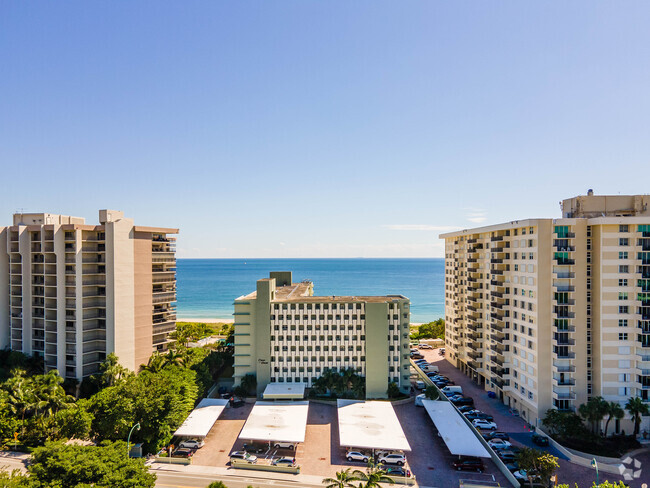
left=591, top=458, right=599, bottom=486
left=127, top=422, right=141, bottom=458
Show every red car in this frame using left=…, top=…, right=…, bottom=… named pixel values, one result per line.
left=452, top=457, right=485, bottom=473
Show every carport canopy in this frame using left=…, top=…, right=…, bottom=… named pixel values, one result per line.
left=238, top=401, right=309, bottom=443
left=422, top=400, right=490, bottom=458
left=173, top=398, right=229, bottom=438
left=262, top=382, right=306, bottom=400
left=337, top=399, right=411, bottom=452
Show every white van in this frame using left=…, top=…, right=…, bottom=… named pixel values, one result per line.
left=414, top=393, right=426, bottom=407
left=421, top=364, right=439, bottom=373
left=415, top=380, right=426, bottom=390
left=441, top=385, right=463, bottom=395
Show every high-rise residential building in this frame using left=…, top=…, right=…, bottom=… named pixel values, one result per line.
left=233, top=272, right=411, bottom=398
left=0, top=210, right=178, bottom=380
left=441, top=192, right=650, bottom=433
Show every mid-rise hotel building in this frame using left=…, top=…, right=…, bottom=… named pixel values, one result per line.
left=233, top=272, right=410, bottom=398
left=441, top=192, right=650, bottom=432
left=0, top=210, right=178, bottom=380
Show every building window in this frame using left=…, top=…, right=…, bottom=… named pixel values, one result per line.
left=619, top=292, right=628, bottom=300
left=619, top=306, right=629, bottom=314
left=619, top=238, right=629, bottom=246
left=620, top=224, right=629, bottom=232
left=619, top=319, right=628, bottom=327
left=619, top=252, right=628, bottom=259
left=619, top=265, right=629, bottom=273
left=619, top=279, right=628, bottom=287
left=619, top=333, right=628, bottom=341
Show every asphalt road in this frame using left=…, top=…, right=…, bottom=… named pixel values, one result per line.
left=154, top=470, right=332, bottom=488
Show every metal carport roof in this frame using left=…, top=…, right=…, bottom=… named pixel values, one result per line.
left=173, top=398, right=229, bottom=438
left=337, top=399, right=411, bottom=451
left=238, top=401, right=309, bottom=443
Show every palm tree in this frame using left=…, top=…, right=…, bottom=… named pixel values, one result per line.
left=322, top=468, right=359, bottom=488
left=603, top=401, right=625, bottom=437
left=578, top=396, right=608, bottom=433
left=625, top=397, right=650, bottom=437
left=240, top=374, right=257, bottom=396
left=99, top=353, right=132, bottom=386
left=351, top=466, right=395, bottom=488
left=141, top=352, right=166, bottom=374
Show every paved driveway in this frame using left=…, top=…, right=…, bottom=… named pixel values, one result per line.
left=425, top=350, right=649, bottom=488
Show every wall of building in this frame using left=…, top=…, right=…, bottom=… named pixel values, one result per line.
left=364, top=302, right=390, bottom=398
left=133, top=232, right=153, bottom=370
left=0, top=228, right=8, bottom=349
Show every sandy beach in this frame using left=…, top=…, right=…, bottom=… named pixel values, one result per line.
left=176, top=317, right=234, bottom=324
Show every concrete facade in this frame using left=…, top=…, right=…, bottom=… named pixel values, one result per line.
left=233, top=272, right=410, bottom=399
left=441, top=192, right=650, bottom=433
left=0, top=210, right=178, bottom=379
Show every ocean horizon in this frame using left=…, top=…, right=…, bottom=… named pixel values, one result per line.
left=176, top=258, right=445, bottom=324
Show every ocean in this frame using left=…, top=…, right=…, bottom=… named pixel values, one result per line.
left=176, top=258, right=445, bottom=324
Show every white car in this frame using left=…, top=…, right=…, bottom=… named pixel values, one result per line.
left=378, top=453, right=406, bottom=466
left=230, top=451, right=257, bottom=463
left=419, top=344, right=432, bottom=349
left=346, top=450, right=369, bottom=463
left=273, top=441, right=295, bottom=450
left=487, top=438, right=512, bottom=450
left=472, top=419, right=498, bottom=430
left=178, top=439, right=205, bottom=449
left=414, top=393, right=426, bottom=407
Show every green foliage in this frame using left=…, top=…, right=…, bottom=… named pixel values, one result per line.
left=625, top=397, right=649, bottom=436
left=386, top=382, right=401, bottom=399
left=172, top=322, right=226, bottom=348
left=0, top=350, right=44, bottom=382
left=350, top=464, right=395, bottom=488
left=424, top=385, right=438, bottom=400
left=515, top=447, right=559, bottom=487
left=0, top=468, right=30, bottom=487
left=88, top=365, right=199, bottom=453
left=312, top=368, right=366, bottom=399
left=239, top=374, right=257, bottom=396
left=542, top=409, right=588, bottom=438
left=578, top=396, right=609, bottom=433
left=322, top=468, right=358, bottom=488
left=603, top=401, right=625, bottom=437
left=557, top=483, right=629, bottom=488
left=410, top=319, right=444, bottom=340
left=28, top=440, right=156, bottom=488
left=53, top=400, right=94, bottom=440
left=207, top=482, right=229, bottom=488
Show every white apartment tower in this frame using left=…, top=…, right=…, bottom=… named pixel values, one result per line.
left=441, top=192, right=650, bottom=433
left=0, top=210, right=178, bottom=379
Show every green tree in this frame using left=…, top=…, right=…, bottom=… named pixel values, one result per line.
left=424, top=385, right=438, bottom=400
left=53, top=400, right=94, bottom=440
left=578, top=396, right=609, bottom=434
left=516, top=447, right=559, bottom=488
left=542, top=409, right=588, bottom=439
left=557, top=483, right=629, bottom=488
left=412, top=319, right=445, bottom=340
left=0, top=468, right=29, bottom=487
left=386, top=382, right=401, bottom=399
left=95, top=353, right=133, bottom=388
left=603, top=401, right=625, bottom=437
left=207, top=482, right=229, bottom=488
left=625, top=397, right=649, bottom=436
left=239, top=374, right=257, bottom=396
left=351, top=465, right=394, bottom=488
left=28, top=440, right=156, bottom=488
left=322, top=468, right=358, bottom=488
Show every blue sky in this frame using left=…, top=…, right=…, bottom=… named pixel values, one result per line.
left=1, top=1, right=649, bottom=258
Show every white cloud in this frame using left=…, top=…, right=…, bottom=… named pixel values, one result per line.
left=467, top=216, right=487, bottom=223
left=384, top=224, right=461, bottom=232
left=465, top=208, right=488, bottom=224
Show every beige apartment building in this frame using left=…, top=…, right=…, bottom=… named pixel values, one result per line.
left=0, top=210, right=178, bottom=380
left=441, top=192, right=650, bottom=433
left=233, top=272, right=411, bottom=398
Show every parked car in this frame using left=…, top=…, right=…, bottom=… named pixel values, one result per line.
left=452, top=457, right=485, bottom=473
left=505, top=462, right=520, bottom=472
left=272, top=457, right=296, bottom=467
left=465, top=412, right=494, bottom=421
left=487, top=438, right=512, bottom=450
left=483, top=431, right=510, bottom=441
left=439, top=348, right=445, bottom=355
left=414, top=360, right=429, bottom=366
left=273, top=441, right=295, bottom=450
left=410, top=353, right=424, bottom=359
left=230, top=451, right=257, bottom=464
left=513, top=469, right=542, bottom=482
left=243, top=441, right=268, bottom=453
left=420, top=364, right=439, bottom=373
left=451, top=396, right=474, bottom=406
left=385, top=466, right=410, bottom=477
left=441, top=385, right=463, bottom=395
left=414, top=394, right=426, bottom=407
left=472, top=419, right=497, bottom=430
left=531, top=433, right=549, bottom=446
left=178, top=439, right=204, bottom=449
left=346, top=450, right=369, bottom=463
left=497, top=450, right=518, bottom=463
left=458, top=405, right=475, bottom=413
left=172, top=448, right=194, bottom=458
left=414, top=380, right=425, bottom=390
left=419, top=344, right=432, bottom=349
left=378, top=453, right=406, bottom=466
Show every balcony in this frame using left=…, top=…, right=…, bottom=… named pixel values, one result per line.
left=554, top=271, right=575, bottom=279
left=553, top=377, right=576, bottom=386
left=554, top=285, right=575, bottom=293
left=491, top=235, right=504, bottom=242
left=553, top=389, right=576, bottom=400
left=153, top=292, right=176, bottom=304
left=554, top=350, right=576, bottom=359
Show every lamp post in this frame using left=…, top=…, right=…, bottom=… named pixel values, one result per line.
left=127, top=422, right=141, bottom=458
left=591, top=458, right=599, bottom=486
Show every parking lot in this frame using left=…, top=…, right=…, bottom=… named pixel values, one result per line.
left=424, top=350, right=650, bottom=488
left=189, top=380, right=510, bottom=487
